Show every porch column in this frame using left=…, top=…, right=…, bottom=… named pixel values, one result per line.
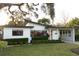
left=28, top=29, right=32, bottom=44
left=61, top=30, right=64, bottom=41
left=48, top=29, right=52, bottom=40
left=72, top=28, right=75, bottom=42
left=28, top=37, right=32, bottom=44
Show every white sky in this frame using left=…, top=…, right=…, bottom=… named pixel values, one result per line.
left=53, top=0, right=79, bottom=24
left=0, top=0, right=79, bottom=25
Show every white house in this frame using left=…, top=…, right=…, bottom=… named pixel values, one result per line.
left=0, top=26, right=33, bottom=43
left=26, top=21, right=75, bottom=43
left=0, top=21, right=76, bottom=44
left=26, top=21, right=46, bottom=31
left=46, top=26, right=75, bottom=43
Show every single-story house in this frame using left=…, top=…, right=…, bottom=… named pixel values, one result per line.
left=26, top=20, right=75, bottom=43
left=0, top=20, right=76, bottom=44
left=46, top=26, right=75, bottom=43
left=0, top=26, right=33, bottom=43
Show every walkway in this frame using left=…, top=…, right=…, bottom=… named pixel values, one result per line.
left=74, top=41, right=79, bottom=45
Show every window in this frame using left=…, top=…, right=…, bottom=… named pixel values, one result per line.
left=68, top=30, right=71, bottom=34
left=55, top=33, right=57, bottom=35
left=63, top=30, right=66, bottom=34
left=31, top=30, right=48, bottom=37
left=12, top=30, right=23, bottom=36
left=68, top=30, right=71, bottom=37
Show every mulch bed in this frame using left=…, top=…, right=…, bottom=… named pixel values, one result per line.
left=71, top=48, right=79, bottom=55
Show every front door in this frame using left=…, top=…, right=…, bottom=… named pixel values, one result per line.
left=52, top=30, right=60, bottom=40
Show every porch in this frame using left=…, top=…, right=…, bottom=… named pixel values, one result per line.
left=47, top=27, right=75, bottom=43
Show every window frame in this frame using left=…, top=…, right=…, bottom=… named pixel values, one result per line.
left=68, top=30, right=71, bottom=37
left=12, top=30, right=23, bottom=36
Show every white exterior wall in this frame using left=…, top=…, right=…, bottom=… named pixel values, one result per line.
left=26, top=23, right=45, bottom=30
left=62, top=29, right=75, bottom=43
left=3, top=28, right=31, bottom=39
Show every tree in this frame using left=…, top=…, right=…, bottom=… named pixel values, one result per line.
left=62, top=12, right=69, bottom=25
left=46, top=3, right=55, bottom=24
left=8, top=10, right=28, bottom=26
left=65, top=17, right=79, bottom=27
left=41, top=3, right=55, bottom=24
left=38, top=18, right=50, bottom=25
left=0, top=3, right=55, bottom=25
left=8, top=20, right=15, bottom=26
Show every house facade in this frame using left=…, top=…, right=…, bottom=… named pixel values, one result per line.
left=26, top=21, right=75, bottom=43
left=0, top=21, right=76, bottom=44
left=0, top=26, right=33, bottom=43
left=47, top=27, right=75, bottom=43
left=26, top=21, right=46, bottom=31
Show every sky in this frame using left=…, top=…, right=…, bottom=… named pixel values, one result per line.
left=54, top=0, right=79, bottom=24
left=0, top=0, right=79, bottom=25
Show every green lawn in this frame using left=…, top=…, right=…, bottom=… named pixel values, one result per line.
left=0, top=43, right=79, bottom=56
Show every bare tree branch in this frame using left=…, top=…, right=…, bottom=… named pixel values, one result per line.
left=0, top=3, right=29, bottom=15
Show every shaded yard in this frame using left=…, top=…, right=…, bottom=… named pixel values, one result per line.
left=0, top=43, right=79, bottom=56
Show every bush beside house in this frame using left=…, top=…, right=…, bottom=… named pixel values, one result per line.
left=0, top=41, right=8, bottom=52
left=32, top=36, right=62, bottom=44
left=0, top=41, right=8, bottom=48
left=4, top=38, right=28, bottom=45
left=4, top=37, right=62, bottom=45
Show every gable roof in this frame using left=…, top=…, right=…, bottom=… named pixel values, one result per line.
left=25, top=20, right=74, bottom=29
left=25, top=20, right=53, bottom=27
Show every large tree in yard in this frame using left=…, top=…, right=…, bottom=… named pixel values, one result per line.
left=8, top=10, right=29, bottom=26
left=65, top=17, right=79, bottom=27
left=41, top=3, right=55, bottom=24
left=0, top=3, right=55, bottom=26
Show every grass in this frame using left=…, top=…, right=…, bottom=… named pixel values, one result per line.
left=0, top=43, right=79, bottom=56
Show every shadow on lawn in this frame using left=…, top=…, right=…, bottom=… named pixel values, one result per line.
left=71, top=48, right=79, bottom=55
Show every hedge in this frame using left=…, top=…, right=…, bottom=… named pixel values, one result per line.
left=32, top=36, right=48, bottom=40
left=32, top=40, right=62, bottom=44
left=4, top=38, right=28, bottom=45
left=2, top=36, right=62, bottom=45
left=32, top=36, right=62, bottom=44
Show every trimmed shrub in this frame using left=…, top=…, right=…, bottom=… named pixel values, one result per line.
left=32, top=36, right=62, bottom=44
left=32, top=36, right=48, bottom=40
left=4, top=38, right=28, bottom=45
left=32, top=39, right=62, bottom=44
left=0, top=41, right=8, bottom=48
